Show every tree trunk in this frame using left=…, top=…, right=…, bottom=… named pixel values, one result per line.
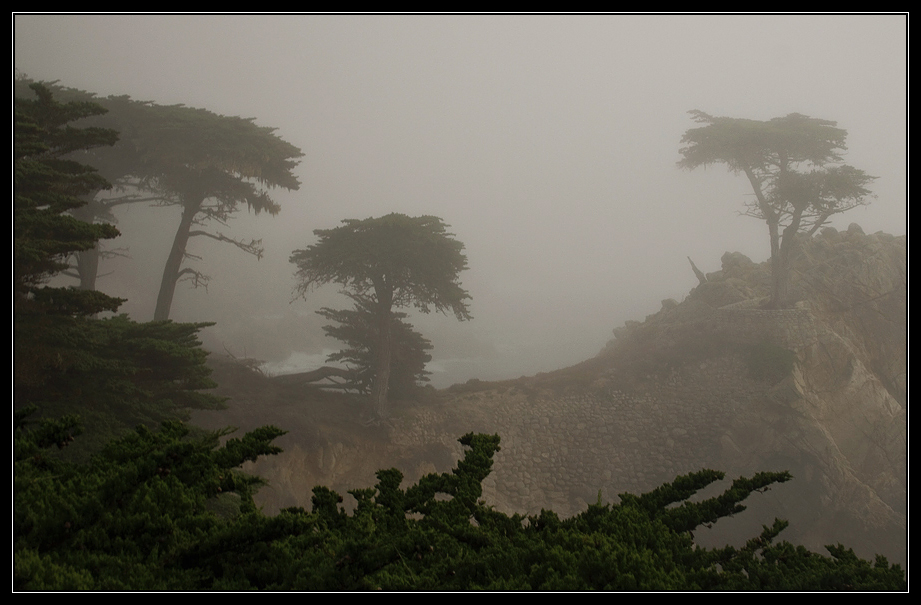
left=769, top=252, right=790, bottom=309
left=369, top=287, right=394, bottom=418
left=746, top=167, right=790, bottom=309
left=371, top=308, right=392, bottom=418
left=769, top=222, right=802, bottom=309
left=768, top=196, right=807, bottom=309
left=71, top=200, right=101, bottom=291
left=766, top=219, right=784, bottom=308
left=154, top=195, right=202, bottom=321
left=76, top=247, right=100, bottom=291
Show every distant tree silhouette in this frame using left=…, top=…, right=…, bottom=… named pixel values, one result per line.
left=291, top=213, right=471, bottom=417
left=679, top=110, right=875, bottom=308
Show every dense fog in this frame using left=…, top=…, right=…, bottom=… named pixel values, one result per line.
left=14, top=15, right=907, bottom=387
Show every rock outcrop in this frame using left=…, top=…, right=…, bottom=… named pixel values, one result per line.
left=195, top=226, right=906, bottom=565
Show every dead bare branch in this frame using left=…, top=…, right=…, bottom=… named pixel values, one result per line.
left=176, top=267, right=210, bottom=290
left=188, top=230, right=264, bottom=259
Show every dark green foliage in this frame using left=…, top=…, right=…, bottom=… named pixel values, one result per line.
left=14, top=428, right=906, bottom=590
left=14, top=416, right=286, bottom=590
left=14, top=82, right=120, bottom=306
left=633, top=325, right=731, bottom=375
left=747, top=340, right=797, bottom=382
left=267, top=436, right=903, bottom=591
left=291, top=214, right=471, bottom=320
left=17, top=312, right=226, bottom=459
left=317, top=295, right=434, bottom=399
left=14, top=83, right=225, bottom=456
left=291, top=213, right=471, bottom=416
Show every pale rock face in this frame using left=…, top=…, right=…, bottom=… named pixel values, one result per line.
left=710, top=321, right=905, bottom=560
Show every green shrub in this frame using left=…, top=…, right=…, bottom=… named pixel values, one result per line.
left=14, top=426, right=907, bottom=590
left=747, top=340, right=796, bottom=381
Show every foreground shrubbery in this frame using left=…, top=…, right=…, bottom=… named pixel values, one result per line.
left=14, top=425, right=906, bottom=591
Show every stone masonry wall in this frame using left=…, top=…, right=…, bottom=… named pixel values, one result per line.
left=709, top=302, right=819, bottom=349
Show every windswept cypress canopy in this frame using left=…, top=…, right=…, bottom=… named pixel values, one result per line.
left=678, top=111, right=875, bottom=308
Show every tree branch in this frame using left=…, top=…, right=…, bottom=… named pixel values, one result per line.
left=176, top=267, right=210, bottom=290
left=188, top=230, right=264, bottom=259
left=105, top=195, right=169, bottom=208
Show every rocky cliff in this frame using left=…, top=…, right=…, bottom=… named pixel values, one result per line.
left=194, top=224, right=906, bottom=565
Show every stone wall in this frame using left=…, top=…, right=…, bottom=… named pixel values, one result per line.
left=709, top=303, right=819, bottom=349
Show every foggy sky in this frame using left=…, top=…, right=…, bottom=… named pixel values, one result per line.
left=14, top=14, right=907, bottom=386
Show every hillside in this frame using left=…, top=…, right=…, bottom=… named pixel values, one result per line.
left=193, top=223, right=906, bottom=565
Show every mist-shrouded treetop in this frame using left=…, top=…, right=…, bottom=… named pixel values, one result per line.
left=103, top=96, right=305, bottom=320
left=291, top=213, right=471, bottom=417
left=291, top=214, right=472, bottom=318
left=15, top=77, right=305, bottom=320
left=678, top=110, right=876, bottom=308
